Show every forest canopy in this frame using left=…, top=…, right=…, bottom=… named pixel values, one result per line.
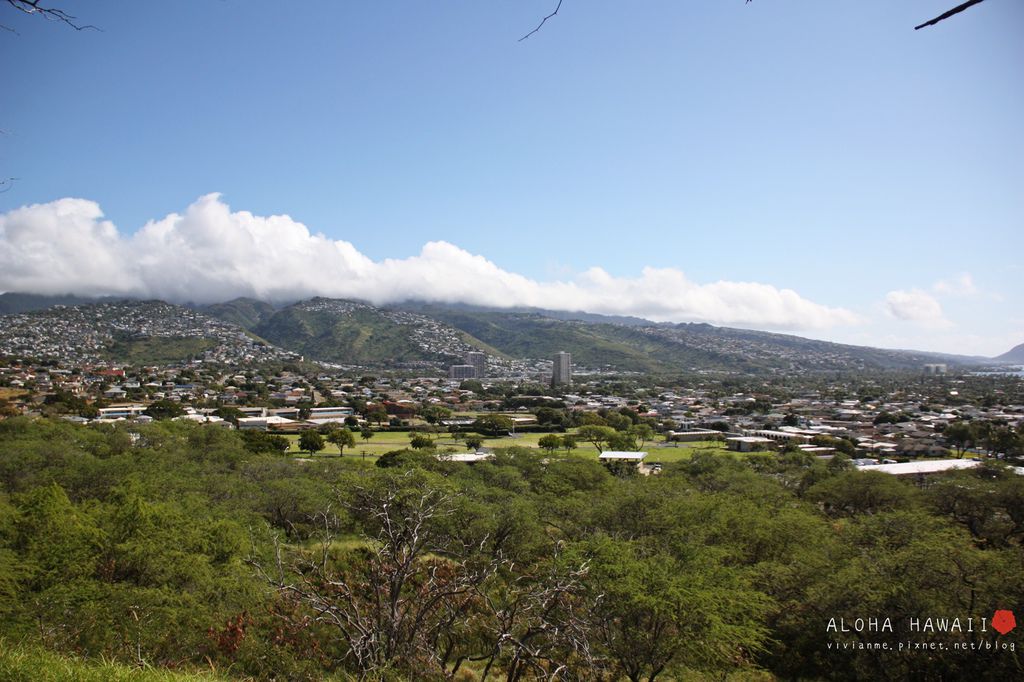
left=1, top=417, right=1021, bottom=680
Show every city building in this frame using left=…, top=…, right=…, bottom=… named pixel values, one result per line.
left=466, top=351, right=486, bottom=378
left=726, top=436, right=774, bottom=452
left=552, top=351, right=572, bottom=386
left=449, top=364, right=476, bottom=380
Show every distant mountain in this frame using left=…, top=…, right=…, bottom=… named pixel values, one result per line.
left=199, top=297, right=277, bottom=330
left=407, top=306, right=974, bottom=373
left=0, top=292, right=116, bottom=315
left=0, top=293, right=996, bottom=373
left=0, top=300, right=296, bottom=365
left=642, top=323, right=973, bottom=372
left=395, top=300, right=656, bottom=328
left=995, top=343, right=1024, bottom=364
left=250, top=298, right=487, bottom=366
left=147, top=297, right=1003, bottom=372
left=406, top=308, right=737, bottom=373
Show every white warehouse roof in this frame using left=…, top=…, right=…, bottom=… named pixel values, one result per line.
left=856, top=459, right=981, bottom=475
left=599, top=451, right=648, bottom=461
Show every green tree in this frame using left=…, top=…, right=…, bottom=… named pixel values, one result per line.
left=581, top=537, right=768, bottom=681
left=465, top=435, right=484, bottom=451
left=366, top=406, right=389, bottom=427
left=420, top=405, right=452, bottom=426
left=410, top=434, right=434, bottom=450
left=459, top=379, right=484, bottom=393
left=561, top=434, right=578, bottom=453
left=472, top=414, right=513, bottom=436
left=327, top=428, right=356, bottom=456
left=240, top=430, right=290, bottom=454
left=574, top=411, right=607, bottom=427
left=806, top=471, right=919, bottom=517
left=212, top=406, right=245, bottom=425
left=944, top=420, right=973, bottom=457
left=298, top=430, right=325, bottom=455
left=535, top=407, right=569, bottom=428
left=627, top=424, right=655, bottom=450
left=577, top=425, right=617, bottom=452
left=538, top=434, right=562, bottom=452
left=143, top=400, right=186, bottom=420
left=603, top=411, right=633, bottom=432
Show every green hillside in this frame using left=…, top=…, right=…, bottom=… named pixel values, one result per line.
left=251, top=299, right=972, bottom=373
left=252, top=299, right=476, bottom=365
left=3, top=294, right=987, bottom=372
left=423, top=310, right=741, bottom=373
left=200, top=297, right=276, bottom=330
left=412, top=307, right=969, bottom=373
left=105, top=335, right=216, bottom=365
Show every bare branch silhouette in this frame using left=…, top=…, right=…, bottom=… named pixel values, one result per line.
left=519, top=0, right=563, bottom=42
left=4, top=0, right=99, bottom=31
left=915, top=0, right=987, bottom=30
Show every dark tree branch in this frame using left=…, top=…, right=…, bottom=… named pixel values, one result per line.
left=4, top=0, right=99, bottom=31
left=915, top=0, right=988, bottom=30
left=519, top=0, right=563, bottom=42
left=521, top=1, right=988, bottom=41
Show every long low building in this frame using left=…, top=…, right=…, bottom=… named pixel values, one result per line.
left=727, top=436, right=774, bottom=452
left=97, top=404, right=147, bottom=420
left=747, top=429, right=813, bottom=444
left=437, top=453, right=494, bottom=463
left=237, top=415, right=297, bottom=430
left=855, top=459, right=981, bottom=476
left=598, top=451, right=647, bottom=470
left=666, top=429, right=722, bottom=442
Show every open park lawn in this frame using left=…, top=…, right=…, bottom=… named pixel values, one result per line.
left=283, top=430, right=740, bottom=463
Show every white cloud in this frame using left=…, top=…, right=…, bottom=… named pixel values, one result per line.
left=884, top=289, right=950, bottom=327
left=0, top=198, right=138, bottom=297
left=0, top=194, right=860, bottom=330
left=932, top=272, right=978, bottom=297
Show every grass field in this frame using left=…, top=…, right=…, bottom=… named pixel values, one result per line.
left=282, top=430, right=747, bottom=463
left=0, top=640, right=228, bottom=682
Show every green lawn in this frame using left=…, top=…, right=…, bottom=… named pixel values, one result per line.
left=0, top=640, right=229, bottom=682
left=281, top=430, right=755, bottom=464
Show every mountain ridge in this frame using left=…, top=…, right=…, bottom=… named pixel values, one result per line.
left=995, top=343, right=1024, bottom=364
left=0, top=291, right=1012, bottom=367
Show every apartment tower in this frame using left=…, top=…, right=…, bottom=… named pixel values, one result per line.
left=552, top=351, right=572, bottom=386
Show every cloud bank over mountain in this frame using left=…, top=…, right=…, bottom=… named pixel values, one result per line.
left=0, top=194, right=859, bottom=331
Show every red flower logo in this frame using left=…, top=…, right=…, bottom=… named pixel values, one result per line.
left=992, top=610, right=1016, bottom=635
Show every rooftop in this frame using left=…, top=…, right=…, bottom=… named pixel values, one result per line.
left=856, top=459, right=981, bottom=475
left=599, top=451, right=648, bottom=461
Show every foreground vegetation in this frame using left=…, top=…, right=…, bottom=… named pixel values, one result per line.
left=0, top=639, right=229, bottom=682
left=1, top=417, right=1022, bottom=680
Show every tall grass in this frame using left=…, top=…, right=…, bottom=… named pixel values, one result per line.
left=0, top=640, right=232, bottom=682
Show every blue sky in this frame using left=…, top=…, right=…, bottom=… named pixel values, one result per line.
left=1, top=1, right=1021, bottom=356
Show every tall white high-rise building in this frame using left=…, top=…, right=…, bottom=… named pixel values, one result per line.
left=466, top=351, right=486, bottom=378
left=552, top=351, right=572, bottom=386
